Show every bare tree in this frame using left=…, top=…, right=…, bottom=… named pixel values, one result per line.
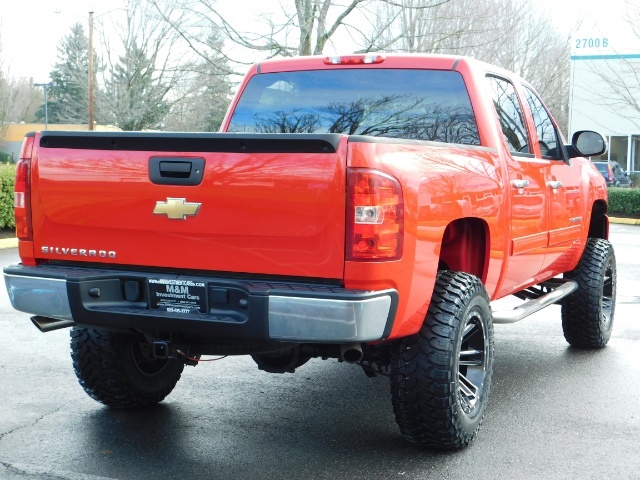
left=97, top=0, right=193, bottom=130
left=162, top=73, right=231, bottom=132
left=99, top=0, right=177, bottom=130
left=0, top=37, right=40, bottom=136
left=371, top=0, right=571, bottom=133
left=94, top=0, right=233, bottom=131
left=577, top=2, right=640, bottom=130
left=370, top=0, right=500, bottom=54
left=0, top=35, right=9, bottom=137
left=147, top=0, right=448, bottom=72
left=588, top=58, right=640, bottom=130
left=0, top=81, right=9, bottom=139
left=159, top=0, right=569, bottom=133
left=162, top=30, right=232, bottom=132
left=6, top=78, right=41, bottom=123
left=488, top=1, right=571, bottom=133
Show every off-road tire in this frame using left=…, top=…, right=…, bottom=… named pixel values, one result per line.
left=390, top=271, right=494, bottom=450
left=562, top=238, right=616, bottom=348
left=70, top=327, right=184, bottom=409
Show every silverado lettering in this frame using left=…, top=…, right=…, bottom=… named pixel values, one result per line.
left=5, top=54, right=616, bottom=450
left=41, top=247, right=116, bottom=258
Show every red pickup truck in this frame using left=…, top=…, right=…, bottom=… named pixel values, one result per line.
left=5, top=54, right=616, bottom=449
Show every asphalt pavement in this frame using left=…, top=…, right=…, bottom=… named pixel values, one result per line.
left=0, top=225, right=638, bottom=480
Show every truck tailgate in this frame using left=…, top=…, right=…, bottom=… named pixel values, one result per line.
left=31, top=132, right=347, bottom=279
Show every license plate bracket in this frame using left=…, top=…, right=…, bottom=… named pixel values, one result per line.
left=148, top=278, right=207, bottom=314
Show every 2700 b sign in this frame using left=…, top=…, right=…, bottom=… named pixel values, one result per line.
left=148, top=278, right=207, bottom=314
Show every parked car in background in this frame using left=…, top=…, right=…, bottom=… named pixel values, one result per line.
left=593, top=161, right=633, bottom=187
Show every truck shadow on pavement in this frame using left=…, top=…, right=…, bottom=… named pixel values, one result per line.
left=65, top=339, right=627, bottom=480
left=78, top=361, right=458, bottom=479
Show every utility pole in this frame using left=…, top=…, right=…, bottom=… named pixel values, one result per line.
left=88, top=10, right=95, bottom=131
left=34, top=82, right=54, bottom=130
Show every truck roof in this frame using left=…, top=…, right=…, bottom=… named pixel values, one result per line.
left=257, top=53, right=463, bottom=73
left=254, top=53, right=530, bottom=92
left=257, top=53, right=509, bottom=74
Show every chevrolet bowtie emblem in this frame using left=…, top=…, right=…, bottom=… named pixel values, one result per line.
left=153, top=198, right=201, bottom=220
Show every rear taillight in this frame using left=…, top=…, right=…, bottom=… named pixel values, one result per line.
left=607, top=165, right=614, bottom=182
left=346, top=168, right=403, bottom=261
left=15, top=136, right=34, bottom=241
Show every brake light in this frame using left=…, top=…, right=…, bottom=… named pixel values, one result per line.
left=324, top=54, right=386, bottom=65
left=15, top=136, right=34, bottom=241
left=346, top=168, right=403, bottom=261
left=607, top=164, right=613, bottom=182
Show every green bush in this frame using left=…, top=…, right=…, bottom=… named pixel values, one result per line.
left=0, top=152, right=12, bottom=163
left=0, top=163, right=16, bottom=229
left=608, top=187, right=640, bottom=215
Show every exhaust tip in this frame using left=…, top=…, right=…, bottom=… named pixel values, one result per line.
left=340, top=343, right=363, bottom=363
left=31, top=316, right=75, bottom=333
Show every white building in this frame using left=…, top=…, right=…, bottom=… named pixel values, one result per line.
left=569, top=28, right=640, bottom=173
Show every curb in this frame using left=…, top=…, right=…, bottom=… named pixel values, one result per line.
left=0, top=237, right=18, bottom=250
left=609, top=217, right=640, bottom=225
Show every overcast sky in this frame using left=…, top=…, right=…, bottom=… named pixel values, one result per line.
left=0, top=0, right=632, bottom=82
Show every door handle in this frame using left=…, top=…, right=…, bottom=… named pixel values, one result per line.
left=159, top=161, right=192, bottom=177
left=547, top=180, right=562, bottom=190
left=511, top=179, right=530, bottom=189
left=149, top=157, right=205, bottom=186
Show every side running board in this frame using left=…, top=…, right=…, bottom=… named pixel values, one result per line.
left=492, top=279, right=578, bottom=324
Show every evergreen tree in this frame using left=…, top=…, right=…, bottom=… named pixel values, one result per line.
left=105, top=43, right=170, bottom=131
left=39, top=23, right=95, bottom=124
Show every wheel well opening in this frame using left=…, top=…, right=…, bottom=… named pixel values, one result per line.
left=588, top=200, right=608, bottom=240
left=438, top=218, right=488, bottom=281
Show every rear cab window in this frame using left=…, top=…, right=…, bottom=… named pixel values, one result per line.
left=228, top=69, right=480, bottom=145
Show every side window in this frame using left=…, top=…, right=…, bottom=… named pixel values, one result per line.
left=522, top=86, right=564, bottom=160
left=486, top=76, right=529, bottom=154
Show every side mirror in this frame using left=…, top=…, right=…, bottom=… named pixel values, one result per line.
left=567, top=131, right=607, bottom=158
